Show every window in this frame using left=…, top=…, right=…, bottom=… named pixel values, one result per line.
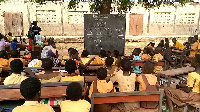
left=36, top=10, right=57, bottom=24
left=153, top=12, right=173, bottom=24
left=179, top=13, right=196, bottom=24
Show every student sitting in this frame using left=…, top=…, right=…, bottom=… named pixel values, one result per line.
left=28, top=51, right=42, bottom=67
left=69, top=48, right=94, bottom=69
left=0, top=50, right=9, bottom=67
left=164, top=54, right=200, bottom=112
left=132, top=48, right=142, bottom=74
left=141, top=47, right=152, bottom=60
left=91, top=50, right=107, bottom=65
left=9, top=49, right=26, bottom=67
left=110, top=59, right=139, bottom=111
left=0, top=33, right=10, bottom=51
left=7, top=32, right=13, bottom=42
left=153, top=47, right=163, bottom=73
left=61, top=47, right=74, bottom=65
left=60, top=82, right=91, bottom=112
left=4, top=59, right=28, bottom=85
left=111, top=50, right=120, bottom=65
left=37, top=58, right=61, bottom=83
left=137, top=61, right=159, bottom=109
left=105, top=57, right=116, bottom=76
left=12, top=77, right=55, bottom=112
left=172, top=38, right=185, bottom=50
left=157, top=40, right=164, bottom=48
left=164, top=42, right=175, bottom=67
left=190, top=37, right=199, bottom=57
left=81, top=50, right=91, bottom=65
left=89, top=67, right=115, bottom=112
left=11, top=38, right=19, bottom=50
left=61, top=59, right=84, bottom=82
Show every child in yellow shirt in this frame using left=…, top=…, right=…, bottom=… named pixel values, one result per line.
left=105, top=57, right=116, bottom=76
left=81, top=50, right=91, bottom=65
left=91, top=50, right=107, bottom=65
left=153, top=47, right=163, bottom=73
left=172, top=38, right=185, bottom=50
left=12, top=77, right=55, bottom=112
left=141, top=47, right=152, bottom=60
left=0, top=50, right=9, bottom=67
left=60, top=82, right=91, bottom=112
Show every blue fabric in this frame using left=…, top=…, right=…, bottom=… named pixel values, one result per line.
left=132, top=56, right=142, bottom=74
left=11, top=41, right=18, bottom=50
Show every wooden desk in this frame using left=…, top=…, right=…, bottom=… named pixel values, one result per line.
left=157, top=67, right=195, bottom=86
left=0, top=81, right=83, bottom=101
left=91, top=91, right=163, bottom=112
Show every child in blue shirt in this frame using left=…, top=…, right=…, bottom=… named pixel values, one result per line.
left=132, top=48, right=142, bottom=74
left=11, top=38, right=19, bottom=50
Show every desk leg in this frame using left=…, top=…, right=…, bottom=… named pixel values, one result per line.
left=157, top=74, right=160, bottom=85
left=167, top=77, right=171, bottom=87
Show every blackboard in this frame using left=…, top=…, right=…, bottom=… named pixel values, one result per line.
left=84, top=14, right=126, bottom=55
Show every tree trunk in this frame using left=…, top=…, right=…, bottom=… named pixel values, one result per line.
left=100, top=0, right=111, bottom=14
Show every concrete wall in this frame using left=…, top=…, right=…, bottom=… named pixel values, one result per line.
left=0, top=0, right=199, bottom=36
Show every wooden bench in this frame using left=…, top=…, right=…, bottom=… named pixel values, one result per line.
left=0, top=81, right=84, bottom=101
left=91, top=91, right=163, bottom=112
left=132, top=60, right=167, bottom=71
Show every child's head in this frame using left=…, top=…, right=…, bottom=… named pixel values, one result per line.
left=1, top=50, right=8, bottom=59
left=105, top=57, right=114, bottom=67
left=31, top=51, right=40, bottom=59
left=81, top=50, right=89, bottom=57
left=66, top=82, right=82, bottom=101
left=132, top=48, right=141, bottom=56
left=142, top=61, right=154, bottom=74
left=165, top=38, right=169, bottom=42
left=68, top=47, right=74, bottom=54
left=120, top=59, right=131, bottom=72
left=10, top=59, right=23, bottom=74
left=154, top=47, right=162, bottom=54
left=150, top=42, right=155, bottom=47
left=188, top=37, right=193, bottom=43
left=32, top=21, right=37, bottom=26
left=172, top=38, right=177, bottom=44
left=97, top=67, right=107, bottom=80
left=65, top=59, right=77, bottom=74
left=143, top=47, right=151, bottom=54
left=191, top=54, right=200, bottom=68
left=20, top=77, right=41, bottom=101
left=193, top=36, right=198, bottom=43
left=11, top=50, right=19, bottom=58
left=42, top=58, right=53, bottom=70
left=99, top=50, right=107, bottom=58
left=0, top=50, right=6, bottom=58
left=69, top=48, right=79, bottom=59
left=13, top=38, right=17, bottom=42
left=8, top=32, right=12, bottom=36
left=111, top=50, right=119, bottom=58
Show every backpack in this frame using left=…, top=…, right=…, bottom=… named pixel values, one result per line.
left=140, top=75, right=159, bottom=109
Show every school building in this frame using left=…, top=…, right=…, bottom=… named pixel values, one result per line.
left=0, top=0, right=200, bottom=37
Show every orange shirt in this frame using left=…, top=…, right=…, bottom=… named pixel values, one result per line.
left=0, top=58, right=9, bottom=67
left=141, top=54, right=151, bottom=60
left=136, top=74, right=157, bottom=91
left=190, top=42, right=199, bottom=57
left=91, top=57, right=106, bottom=65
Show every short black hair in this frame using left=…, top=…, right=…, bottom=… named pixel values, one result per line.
left=81, top=50, right=89, bottom=57
left=97, top=67, right=107, bottom=80
left=142, top=61, right=154, bottom=74
left=68, top=47, right=74, bottom=53
left=105, top=57, right=114, bottom=66
left=8, top=32, right=12, bottom=36
left=66, top=82, right=82, bottom=101
left=20, top=77, right=41, bottom=100
left=11, top=49, right=19, bottom=58
left=133, top=48, right=141, bottom=55
left=154, top=47, right=162, bottom=54
left=120, top=59, right=131, bottom=71
left=113, top=50, right=119, bottom=58
left=69, top=48, right=78, bottom=57
left=42, top=58, right=53, bottom=70
left=143, top=47, right=151, bottom=54
left=100, top=50, right=107, bottom=57
left=10, top=59, right=23, bottom=73
left=65, top=59, right=77, bottom=74
left=1, top=50, right=8, bottom=59
left=0, top=51, right=5, bottom=58
left=195, top=54, right=200, bottom=64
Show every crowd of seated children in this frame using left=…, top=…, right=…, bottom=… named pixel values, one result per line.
left=137, top=61, right=159, bottom=109
left=141, top=47, right=152, bottom=60
left=110, top=59, right=139, bottom=111
left=153, top=47, right=163, bottom=73
left=0, top=33, right=10, bottom=51
left=105, top=57, right=116, bottom=76
left=89, top=67, right=115, bottom=112
left=60, top=82, right=91, bottom=112
left=164, top=54, right=200, bottom=112
left=8, top=49, right=26, bottom=67
left=91, top=50, right=107, bottom=65
left=132, top=48, right=142, bottom=74
left=0, top=50, right=9, bottom=67
left=12, top=77, right=55, bottom=112
left=61, top=59, right=84, bottom=82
